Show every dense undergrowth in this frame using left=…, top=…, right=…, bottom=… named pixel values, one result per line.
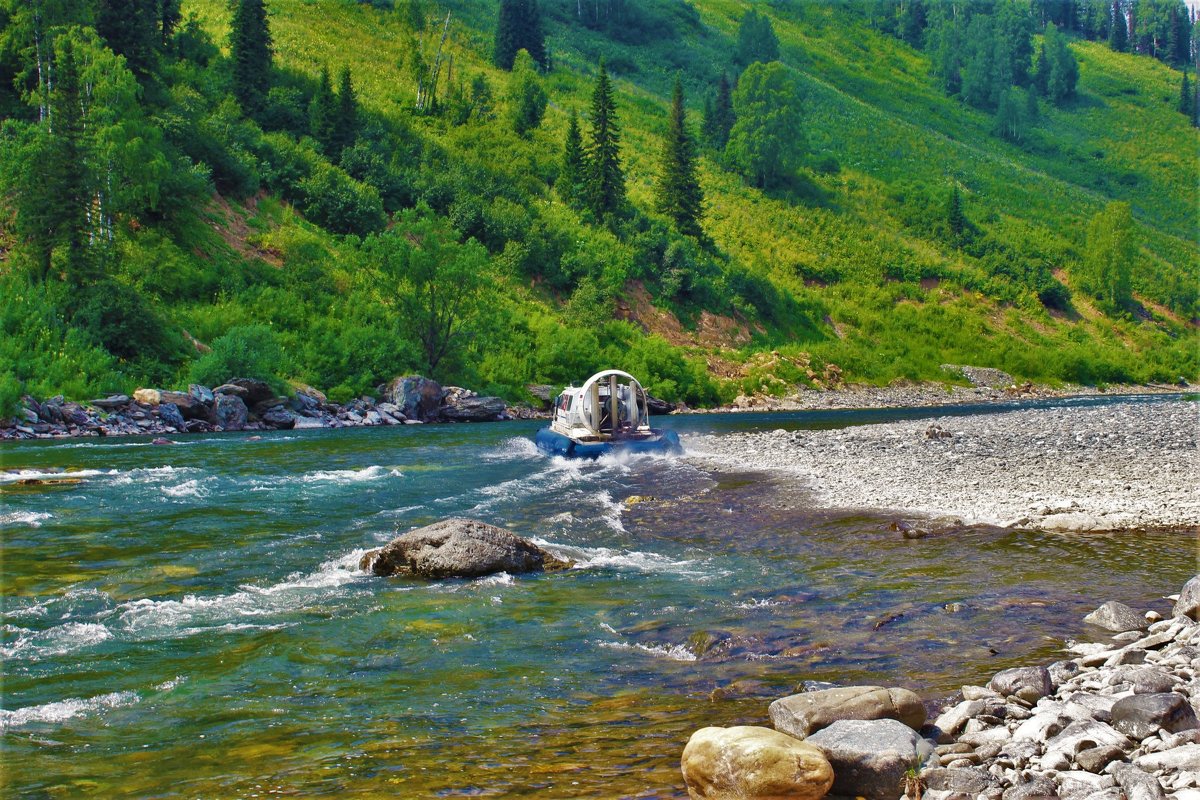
left=0, top=0, right=1196, bottom=417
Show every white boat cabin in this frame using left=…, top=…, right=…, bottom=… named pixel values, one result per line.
left=549, top=370, right=652, bottom=442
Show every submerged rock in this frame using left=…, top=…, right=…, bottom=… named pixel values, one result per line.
left=1085, top=600, right=1148, bottom=632
left=359, top=518, right=569, bottom=579
left=680, top=725, right=833, bottom=800
left=769, top=685, right=926, bottom=737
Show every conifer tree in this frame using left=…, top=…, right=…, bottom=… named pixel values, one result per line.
left=333, top=66, right=358, bottom=159
left=702, top=72, right=735, bottom=149
left=584, top=59, right=625, bottom=219
left=1033, top=43, right=1050, bottom=95
left=1181, top=69, right=1195, bottom=121
left=309, top=64, right=337, bottom=154
left=95, top=0, right=159, bottom=76
left=655, top=77, right=703, bottom=238
left=1109, top=0, right=1128, bottom=51
left=48, top=35, right=89, bottom=281
left=230, top=0, right=273, bottom=114
left=946, top=184, right=965, bottom=242
left=494, top=0, right=546, bottom=71
left=559, top=108, right=584, bottom=204
left=735, top=8, right=780, bottom=67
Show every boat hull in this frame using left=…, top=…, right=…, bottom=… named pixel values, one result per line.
left=534, top=427, right=681, bottom=459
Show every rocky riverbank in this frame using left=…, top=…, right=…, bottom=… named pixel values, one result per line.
left=684, top=395, right=1199, bottom=532
left=0, top=375, right=542, bottom=441
left=681, top=577, right=1200, bottom=800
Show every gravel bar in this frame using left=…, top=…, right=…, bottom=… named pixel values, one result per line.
left=684, top=397, right=1200, bottom=532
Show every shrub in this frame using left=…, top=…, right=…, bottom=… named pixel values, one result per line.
left=189, top=324, right=286, bottom=390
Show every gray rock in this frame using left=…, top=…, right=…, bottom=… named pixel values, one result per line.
left=1175, top=576, right=1200, bottom=621
left=1112, top=693, right=1200, bottom=739
left=157, top=402, right=186, bottom=430
left=1076, top=744, right=1126, bottom=773
left=158, top=390, right=209, bottom=420
left=440, top=389, right=506, bottom=422
left=1013, top=711, right=1074, bottom=742
left=1049, top=660, right=1082, bottom=687
left=359, top=518, right=569, bottom=580
left=804, top=718, right=934, bottom=800
left=289, top=391, right=321, bottom=413
left=212, top=393, right=248, bottom=431
left=261, top=407, right=296, bottom=429
left=932, top=699, right=986, bottom=742
left=921, top=766, right=996, bottom=793
left=1057, top=771, right=1114, bottom=800
left=1135, top=742, right=1200, bottom=771
left=90, top=395, right=130, bottom=411
left=224, top=378, right=274, bottom=406
left=990, top=666, right=1054, bottom=703
left=525, top=384, right=557, bottom=409
left=1111, top=764, right=1166, bottom=800
left=769, top=685, right=927, bottom=738
left=1085, top=601, right=1149, bottom=632
left=645, top=394, right=676, bottom=415
left=1001, top=774, right=1058, bottom=800
left=1044, top=720, right=1133, bottom=764
left=384, top=375, right=444, bottom=422
left=1066, top=693, right=1118, bottom=724
left=292, top=416, right=326, bottom=430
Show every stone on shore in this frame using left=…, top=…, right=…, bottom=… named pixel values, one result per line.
left=440, top=387, right=506, bottom=422
left=769, top=686, right=926, bottom=738
left=212, top=393, right=248, bottom=431
left=1112, top=763, right=1167, bottom=800
left=1175, top=575, right=1200, bottom=620
left=988, top=666, right=1053, bottom=703
left=804, top=718, right=934, bottom=800
left=359, top=518, right=568, bottom=579
left=384, top=375, right=444, bottom=422
left=1111, top=693, right=1200, bottom=740
left=133, top=388, right=161, bottom=406
left=224, top=378, right=275, bottom=406
left=679, top=725, right=833, bottom=800
left=1084, top=601, right=1148, bottom=632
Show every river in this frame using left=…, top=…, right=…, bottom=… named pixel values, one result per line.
left=2, top=398, right=1193, bottom=798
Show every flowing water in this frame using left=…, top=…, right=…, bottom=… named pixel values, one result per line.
left=2, top=398, right=1194, bottom=798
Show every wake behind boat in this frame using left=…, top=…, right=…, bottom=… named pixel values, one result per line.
left=534, top=370, right=681, bottom=459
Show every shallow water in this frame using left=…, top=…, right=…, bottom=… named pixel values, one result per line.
left=1, top=397, right=1195, bottom=798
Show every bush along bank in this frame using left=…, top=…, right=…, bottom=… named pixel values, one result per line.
left=0, top=375, right=556, bottom=441
left=680, top=576, right=1200, bottom=800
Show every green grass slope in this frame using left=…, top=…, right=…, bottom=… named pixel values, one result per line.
left=2, top=0, right=1196, bottom=412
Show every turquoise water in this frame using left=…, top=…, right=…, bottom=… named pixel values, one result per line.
left=2, top=398, right=1194, bottom=798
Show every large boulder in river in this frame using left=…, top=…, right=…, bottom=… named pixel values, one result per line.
left=359, top=518, right=568, bottom=579
left=770, top=686, right=927, bottom=737
left=1084, top=600, right=1148, bottom=632
left=805, top=718, right=935, bottom=800
left=680, top=725, right=833, bottom=800
left=440, top=387, right=506, bottom=422
left=384, top=375, right=444, bottom=422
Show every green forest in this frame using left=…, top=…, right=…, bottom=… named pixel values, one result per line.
left=1, top=0, right=1197, bottom=413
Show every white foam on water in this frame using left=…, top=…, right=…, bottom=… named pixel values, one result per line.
left=161, top=479, right=208, bottom=499
left=0, top=621, right=113, bottom=660
left=0, top=690, right=141, bottom=731
left=115, top=549, right=371, bottom=638
left=0, top=468, right=115, bottom=483
left=300, top=466, right=403, bottom=485
left=531, top=538, right=716, bottom=578
left=482, top=437, right=542, bottom=462
left=473, top=572, right=515, bottom=587
left=735, top=598, right=781, bottom=609
left=597, top=640, right=698, bottom=662
left=155, top=676, right=187, bottom=692
left=111, top=466, right=197, bottom=486
left=592, top=490, right=626, bottom=532
left=0, top=511, right=53, bottom=527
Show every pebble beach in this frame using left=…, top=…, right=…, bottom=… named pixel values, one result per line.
left=685, top=396, right=1200, bottom=532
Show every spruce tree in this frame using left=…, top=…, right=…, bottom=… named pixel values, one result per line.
left=1109, top=0, right=1128, bottom=51
left=95, top=0, right=159, bottom=76
left=704, top=72, right=735, bottom=150
left=333, top=66, right=358, bottom=159
left=1181, top=69, right=1195, bottom=121
left=584, top=59, right=625, bottom=219
left=655, top=77, right=704, bottom=239
left=559, top=108, right=584, bottom=205
left=48, top=36, right=90, bottom=282
left=230, top=0, right=273, bottom=114
left=494, top=0, right=546, bottom=71
left=309, top=64, right=337, bottom=154
left=946, top=185, right=965, bottom=242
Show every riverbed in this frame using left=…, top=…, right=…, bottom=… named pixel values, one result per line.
left=2, top=397, right=1195, bottom=797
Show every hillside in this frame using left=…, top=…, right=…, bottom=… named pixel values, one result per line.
left=0, top=0, right=1197, bottom=414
